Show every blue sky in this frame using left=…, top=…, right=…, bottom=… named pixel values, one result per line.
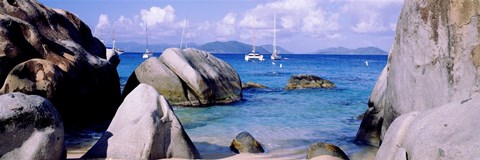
left=39, top=0, right=403, bottom=53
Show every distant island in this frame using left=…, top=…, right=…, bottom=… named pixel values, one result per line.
left=113, top=40, right=292, bottom=54
left=111, top=41, right=387, bottom=55
left=312, top=47, right=388, bottom=55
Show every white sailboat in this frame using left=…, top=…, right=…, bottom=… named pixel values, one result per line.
left=106, top=29, right=124, bottom=60
left=142, top=21, right=153, bottom=59
left=271, top=12, right=281, bottom=60
left=245, top=25, right=264, bottom=61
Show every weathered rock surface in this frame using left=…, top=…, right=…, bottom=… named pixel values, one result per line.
left=123, top=48, right=242, bottom=106
left=242, top=82, right=267, bottom=89
left=230, top=131, right=264, bottom=154
left=376, top=96, right=480, bottom=160
left=286, top=74, right=335, bottom=90
left=82, top=83, right=201, bottom=159
left=356, top=0, right=480, bottom=146
left=0, top=92, right=64, bottom=160
left=306, top=142, right=349, bottom=160
left=0, top=0, right=121, bottom=127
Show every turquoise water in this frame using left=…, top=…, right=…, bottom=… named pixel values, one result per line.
left=115, top=52, right=387, bottom=158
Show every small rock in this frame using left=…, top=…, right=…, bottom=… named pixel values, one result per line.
left=230, top=131, right=265, bottom=153
left=286, top=74, right=335, bottom=90
left=306, top=142, right=349, bottom=160
left=242, top=82, right=267, bottom=89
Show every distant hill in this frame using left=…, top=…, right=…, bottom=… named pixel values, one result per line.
left=260, top=44, right=293, bottom=54
left=113, top=42, right=198, bottom=53
left=313, top=46, right=388, bottom=55
left=198, top=41, right=292, bottom=54
left=112, top=40, right=292, bottom=54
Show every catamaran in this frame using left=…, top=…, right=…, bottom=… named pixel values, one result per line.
left=245, top=25, right=264, bottom=61
left=271, top=12, right=281, bottom=60
left=142, top=21, right=153, bottom=59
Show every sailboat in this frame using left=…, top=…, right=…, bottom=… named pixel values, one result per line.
left=106, top=29, right=124, bottom=59
left=271, top=12, right=281, bottom=60
left=244, top=25, right=264, bottom=61
left=142, top=21, right=153, bottom=59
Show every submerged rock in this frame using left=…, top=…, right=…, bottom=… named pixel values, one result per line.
left=286, top=74, right=335, bottom=90
left=306, top=142, right=349, bottom=160
left=0, top=0, right=121, bottom=127
left=123, top=48, right=242, bottom=106
left=242, top=82, right=267, bottom=89
left=82, top=84, right=201, bottom=159
left=230, top=131, right=264, bottom=154
left=0, top=92, right=64, bottom=160
left=356, top=0, right=480, bottom=147
left=376, top=96, right=480, bottom=160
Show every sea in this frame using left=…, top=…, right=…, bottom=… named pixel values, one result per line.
left=68, top=52, right=387, bottom=159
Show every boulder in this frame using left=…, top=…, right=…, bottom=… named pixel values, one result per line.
left=82, top=83, right=201, bottom=159
left=0, top=92, right=64, bottom=160
left=0, top=59, right=67, bottom=111
left=230, top=131, right=264, bottom=154
left=356, top=0, right=480, bottom=146
left=376, top=96, right=480, bottom=160
left=0, top=0, right=121, bottom=127
left=306, top=142, right=349, bottom=160
left=123, top=48, right=242, bottom=106
left=286, top=74, right=335, bottom=90
left=242, top=82, right=267, bottom=89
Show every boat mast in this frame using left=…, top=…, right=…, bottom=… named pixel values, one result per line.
left=180, top=16, right=188, bottom=49
left=273, top=12, right=276, bottom=54
left=145, top=19, right=149, bottom=52
left=112, top=28, right=115, bottom=50
left=252, top=26, right=256, bottom=53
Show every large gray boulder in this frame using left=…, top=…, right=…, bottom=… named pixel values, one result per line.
left=0, top=92, right=64, bottom=160
left=376, top=96, right=480, bottom=160
left=356, top=0, right=480, bottom=146
left=82, top=83, right=201, bottom=159
left=0, top=0, right=121, bottom=127
left=123, top=48, right=242, bottom=106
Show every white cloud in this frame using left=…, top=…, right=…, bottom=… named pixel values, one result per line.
left=140, top=5, right=176, bottom=28
left=237, top=0, right=340, bottom=40
left=215, top=12, right=237, bottom=39
left=94, top=14, right=110, bottom=39
left=389, top=22, right=397, bottom=32
left=343, top=0, right=403, bottom=33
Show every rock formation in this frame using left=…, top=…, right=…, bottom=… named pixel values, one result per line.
left=356, top=0, right=480, bottom=148
left=0, top=92, right=64, bottom=160
left=123, top=48, right=242, bottom=106
left=306, top=142, right=349, bottom=160
left=242, top=82, right=267, bottom=89
left=0, top=0, right=121, bottom=127
left=230, top=131, right=264, bottom=154
left=286, top=74, right=335, bottom=90
left=82, top=84, right=201, bottom=159
left=376, top=96, right=480, bottom=160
